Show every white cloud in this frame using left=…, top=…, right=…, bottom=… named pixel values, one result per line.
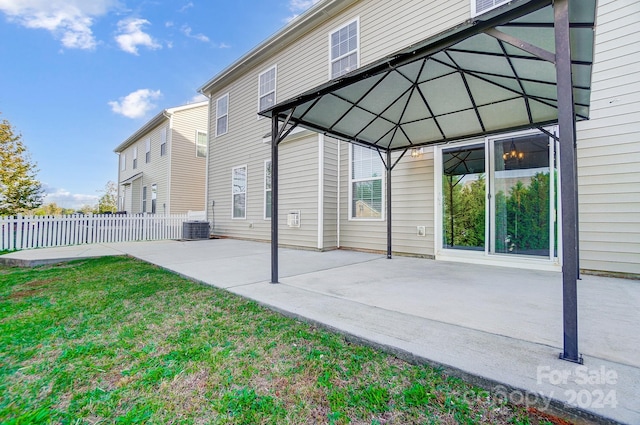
left=114, top=18, right=161, bottom=55
left=217, top=42, right=231, bottom=49
left=0, top=0, right=119, bottom=49
left=285, top=0, right=321, bottom=22
left=181, top=25, right=209, bottom=43
left=43, top=186, right=99, bottom=210
left=179, top=2, right=194, bottom=13
left=108, top=89, right=162, bottom=119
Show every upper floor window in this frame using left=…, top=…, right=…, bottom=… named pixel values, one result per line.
left=258, top=66, right=277, bottom=112
left=145, top=138, right=151, bottom=163
left=132, top=146, right=138, bottom=169
left=216, top=94, right=229, bottom=136
left=196, top=131, right=207, bottom=157
left=160, top=128, right=167, bottom=156
left=120, top=153, right=126, bottom=171
left=350, top=145, right=384, bottom=220
left=472, top=0, right=509, bottom=16
left=330, top=19, right=359, bottom=79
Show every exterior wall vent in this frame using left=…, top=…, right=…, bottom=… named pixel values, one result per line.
left=287, top=210, right=301, bottom=228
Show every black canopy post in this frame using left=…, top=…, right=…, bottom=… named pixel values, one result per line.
left=271, top=114, right=279, bottom=284
left=386, top=149, right=392, bottom=259
left=555, top=0, right=582, bottom=364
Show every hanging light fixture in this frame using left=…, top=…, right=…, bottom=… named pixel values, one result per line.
left=502, top=139, right=524, bottom=161
left=410, top=147, right=423, bottom=158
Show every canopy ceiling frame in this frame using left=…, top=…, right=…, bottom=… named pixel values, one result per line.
left=263, top=0, right=596, bottom=364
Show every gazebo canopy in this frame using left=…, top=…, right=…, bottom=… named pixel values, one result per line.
left=264, top=0, right=597, bottom=365
left=260, top=0, right=596, bottom=152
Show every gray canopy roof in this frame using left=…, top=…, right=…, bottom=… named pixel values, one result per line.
left=260, top=0, right=596, bottom=152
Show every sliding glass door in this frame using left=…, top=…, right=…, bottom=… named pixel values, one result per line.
left=440, top=129, right=558, bottom=261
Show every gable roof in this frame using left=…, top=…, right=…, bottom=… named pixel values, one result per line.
left=198, top=0, right=358, bottom=95
left=113, top=101, right=208, bottom=153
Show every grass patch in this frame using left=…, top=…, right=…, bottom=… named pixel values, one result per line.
left=0, top=256, right=556, bottom=424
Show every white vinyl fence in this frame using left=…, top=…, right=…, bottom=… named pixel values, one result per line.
left=1, top=212, right=205, bottom=251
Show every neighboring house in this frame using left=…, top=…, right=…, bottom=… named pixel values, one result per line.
left=198, top=0, right=639, bottom=277
left=114, top=101, right=208, bottom=215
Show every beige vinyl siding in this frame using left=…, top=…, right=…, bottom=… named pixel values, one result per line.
left=117, top=123, right=170, bottom=215
left=575, top=0, right=640, bottom=275
left=387, top=148, right=435, bottom=257
left=338, top=145, right=435, bottom=256
left=169, top=105, right=208, bottom=214
left=205, top=0, right=469, bottom=246
left=278, top=135, right=319, bottom=248
left=338, top=142, right=386, bottom=251
left=131, top=179, right=142, bottom=214
left=141, top=124, right=170, bottom=215
left=322, top=138, right=340, bottom=249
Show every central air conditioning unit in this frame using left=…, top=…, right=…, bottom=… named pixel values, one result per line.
left=287, top=210, right=300, bottom=228
left=182, top=221, right=210, bottom=240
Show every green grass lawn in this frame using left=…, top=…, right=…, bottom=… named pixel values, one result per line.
left=0, top=256, right=555, bottom=424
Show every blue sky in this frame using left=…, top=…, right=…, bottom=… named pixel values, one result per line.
left=0, top=0, right=318, bottom=209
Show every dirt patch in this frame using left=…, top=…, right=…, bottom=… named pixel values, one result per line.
left=24, top=278, right=60, bottom=288
left=8, top=288, right=42, bottom=299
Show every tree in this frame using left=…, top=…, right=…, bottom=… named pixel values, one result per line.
left=97, top=181, right=118, bottom=213
left=0, top=116, right=44, bottom=216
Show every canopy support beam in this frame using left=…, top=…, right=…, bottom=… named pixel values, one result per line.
left=271, top=111, right=299, bottom=284
left=555, top=0, right=582, bottom=364
left=386, top=150, right=392, bottom=259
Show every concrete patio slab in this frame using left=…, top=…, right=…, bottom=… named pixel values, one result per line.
left=1, top=238, right=638, bottom=424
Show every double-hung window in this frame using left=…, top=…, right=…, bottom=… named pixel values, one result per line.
left=120, top=153, right=126, bottom=171
left=330, top=19, right=359, bottom=79
left=196, top=131, right=207, bottom=157
left=216, top=94, right=229, bottom=136
left=350, top=145, right=383, bottom=219
left=160, top=128, right=167, bottom=156
left=145, top=138, right=151, bottom=163
left=142, top=186, right=147, bottom=213
left=264, top=160, right=272, bottom=219
left=132, top=146, right=138, bottom=169
left=232, top=165, right=247, bottom=219
left=258, top=66, right=276, bottom=112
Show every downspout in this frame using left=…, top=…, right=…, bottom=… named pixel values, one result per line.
left=337, top=140, right=341, bottom=248
left=203, top=95, right=212, bottom=229
left=317, top=134, right=325, bottom=250
left=165, top=111, right=173, bottom=215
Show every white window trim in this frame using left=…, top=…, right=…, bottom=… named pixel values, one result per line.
left=433, top=127, right=561, bottom=272
left=231, top=164, right=247, bottom=219
left=264, top=159, right=272, bottom=220
left=121, top=153, right=126, bottom=171
left=348, top=144, right=385, bottom=222
left=216, top=93, right=230, bottom=137
left=142, top=185, right=147, bottom=213
left=196, top=130, right=207, bottom=158
left=328, top=17, right=360, bottom=80
left=471, top=0, right=509, bottom=17
left=257, top=65, right=277, bottom=118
